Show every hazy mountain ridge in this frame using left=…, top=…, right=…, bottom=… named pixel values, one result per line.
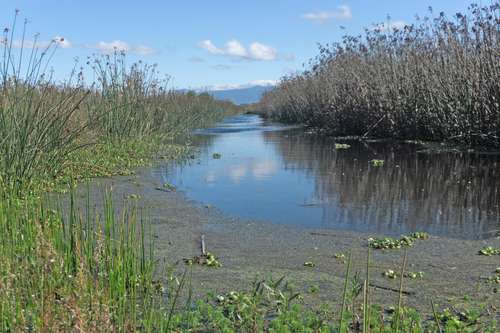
left=208, top=85, right=274, bottom=105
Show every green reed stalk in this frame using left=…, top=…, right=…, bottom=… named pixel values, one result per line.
left=339, top=251, right=352, bottom=333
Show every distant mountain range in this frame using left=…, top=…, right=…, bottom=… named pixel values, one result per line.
left=208, top=85, right=274, bottom=105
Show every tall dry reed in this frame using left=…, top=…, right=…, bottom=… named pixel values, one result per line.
left=261, top=2, right=500, bottom=147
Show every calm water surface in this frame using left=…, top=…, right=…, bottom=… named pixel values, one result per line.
left=154, top=114, right=500, bottom=240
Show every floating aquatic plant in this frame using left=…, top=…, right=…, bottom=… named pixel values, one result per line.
left=212, top=153, right=222, bottom=159
left=334, top=253, right=346, bottom=263
left=370, top=159, right=385, bottom=167
left=384, top=270, right=424, bottom=280
left=184, top=252, right=222, bottom=268
left=334, top=143, right=351, bottom=150
left=368, top=232, right=429, bottom=249
left=478, top=246, right=500, bottom=256
left=409, top=232, right=429, bottom=240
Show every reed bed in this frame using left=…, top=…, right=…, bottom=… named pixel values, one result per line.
left=261, top=2, right=500, bottom=147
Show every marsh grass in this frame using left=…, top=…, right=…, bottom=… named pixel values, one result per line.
left=0, top=10, right=233, bottom=194
left=0, top=14, right=89, bottom=192
left=261, top=2, right=500, bottom=147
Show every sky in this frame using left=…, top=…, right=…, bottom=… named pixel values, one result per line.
left=1, top=0, right=476, bottom=90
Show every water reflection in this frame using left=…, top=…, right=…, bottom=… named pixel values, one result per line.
left=157, top=115, right=500, bottom=239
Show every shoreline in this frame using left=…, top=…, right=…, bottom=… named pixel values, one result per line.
left=74, top=166, right=500, bottom=316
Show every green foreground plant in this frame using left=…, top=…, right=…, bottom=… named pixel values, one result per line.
left=0, top=189, right=498, bottom=332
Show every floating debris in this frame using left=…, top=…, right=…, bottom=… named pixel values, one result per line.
left=303, top=261, right=316, bottom=268
left=212, top=153, right=222, bottom=159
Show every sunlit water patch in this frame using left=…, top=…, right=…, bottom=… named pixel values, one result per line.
left=153, top=114, right=500, bottom=240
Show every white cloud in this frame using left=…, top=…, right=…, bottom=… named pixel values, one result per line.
left=198, top=40, right=223, bottom=55
left=226, top=40, right=248, bottom=57
left=249, top=42, right=277, bottom=61
left=95, top=40, right=129, bottom=53
left=10, top=36, right=72, bottom=49
left=198, top=39, right=278, bottom=61
left=94, top=40, right=156, bottom=55
left=134, top=45, right=155, bottom=55
left=302, top=5, right=352, bottom=24
left=372, top=20, right=407, bottom=32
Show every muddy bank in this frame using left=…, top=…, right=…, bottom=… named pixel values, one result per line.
left=70, top=167, right=500, bottom=316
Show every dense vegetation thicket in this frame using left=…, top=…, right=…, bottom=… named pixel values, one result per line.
left=0, top=12, right=234, bottom=193
left=261, top=3, right=500, bottom=147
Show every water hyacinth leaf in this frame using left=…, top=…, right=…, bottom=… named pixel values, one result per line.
left=370, top=159, right=385, bottom=167
left=303, top=261, right=316, bottom=267
left=335, top=143, right=351, bottom=150
left=368, top=232, right=429, bottom=250
left=478, top=246, right=500, bottom=256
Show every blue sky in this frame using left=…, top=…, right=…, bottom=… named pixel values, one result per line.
left=1, top=0, right=474, bottom=89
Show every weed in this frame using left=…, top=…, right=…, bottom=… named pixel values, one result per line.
left=478, top=246, right=500, bottom=256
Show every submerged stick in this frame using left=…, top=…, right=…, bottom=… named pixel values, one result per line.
left=201, top=234, right=206, bottom=256
left=368, top=283, right=415, bottom=296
